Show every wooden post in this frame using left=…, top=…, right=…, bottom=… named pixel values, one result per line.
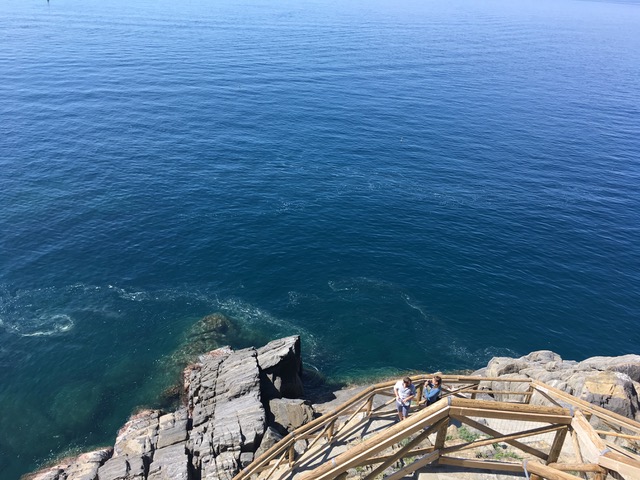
left=525, top=384, right=534, bottom=404
left=288, top=444, right=295, bottom=466
left=365, top=395, right=374, bottom=417
left=438, top=457, right=524, bottom=472
left=547, top=426, right=569, bottom=464
left=263, top=450, right=288, bottom=480
left=326, top=419, right=335, bottom=441
left=594, top=430, right=640, bottom=441
left=533, top=384, right=564, bottom=408
left=548, top=462, right=606, bottom=475
left=470, top=382, right=478, bottom=400
left=531, top=380, right=640, bottom=436
left=434, top=417, right=449, bottom=450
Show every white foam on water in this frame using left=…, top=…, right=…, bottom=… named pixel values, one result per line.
left=214, top=296, right=321, bottom=355
left=121, top=290, right=150, bottom=302
left=287, top=290, right=321, bottom=307
left=328, top=277, right=387, bottom=293
left=328, top=280, right=358, bottom=292
left=402, top=293, right=430, bottom=320
left=0, top=311, right=75, bottom=337
left=0, top=316, right=21, bottom=335
left=0, top=283, right=168, bottom=337
left=287, top=291, right=301, bottom=306
left=328, top=276, right=402, bottom=295
left=18, top=314, right=75, bottom=337
left=106, top=284, right=150, bottom=302
left=401, top=293, right=448, bottom=331
left=0, top=285, right=78, bottom=337
left=216, top=296, right=295, bottom=330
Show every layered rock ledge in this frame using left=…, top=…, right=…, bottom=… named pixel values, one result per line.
left=28, top=336, right=309, bottom=480
left=26, top=340, right=640, bottom=480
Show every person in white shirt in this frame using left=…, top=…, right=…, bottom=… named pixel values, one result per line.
left=393, top=376, right=416, bottom=421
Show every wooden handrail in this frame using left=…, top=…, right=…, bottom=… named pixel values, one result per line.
left=449, top=396, right=570, bottom=415
left=233, top=376, right=640, bottom=480
left=297, top=402, right=451, bottom=480
left=524, top=460, right=584, bottom=480
left=532, top=380, right=640, bottom=435
left=233, top=377, right=534, bottom=478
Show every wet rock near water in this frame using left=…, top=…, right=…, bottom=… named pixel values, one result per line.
left=166, top=313, right=237, bottom=371
left=25, top=340, right=640, bottom=480
left=27, top=449, right=114, bottom=480
left=27, top=335, right=305, bottom=480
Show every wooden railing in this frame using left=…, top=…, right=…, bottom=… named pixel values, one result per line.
left=233, top=375, right=640, bottom=480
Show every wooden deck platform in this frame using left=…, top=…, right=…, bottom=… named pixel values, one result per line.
left=233, top=375, right=640, bottom=480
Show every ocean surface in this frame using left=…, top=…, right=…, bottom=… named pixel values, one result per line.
left=1, top=0, right=640, bottom=477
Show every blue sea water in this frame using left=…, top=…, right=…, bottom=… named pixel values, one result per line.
left=1, top=0, right=640, bottom=477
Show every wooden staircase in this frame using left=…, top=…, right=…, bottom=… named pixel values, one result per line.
left=233, top=375, right=640, bottom=480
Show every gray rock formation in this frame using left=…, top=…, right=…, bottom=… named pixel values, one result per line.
left=28, top=335, right=304, bottom=480
left=478, top=350, right=640, bottom=421
left=268, top=398, right=315, bottom=434
left=27, top=339, right=640, bottom=480
left=188, top=346, right=264, bottom=480
left=253, top=426, right=283, bottom=459
left=28, top=449, right=113, bottom=480
left=257, top=336, right=304, bottom=400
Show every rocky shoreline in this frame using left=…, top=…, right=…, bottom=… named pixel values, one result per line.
left=475, top=350, right=640, bottom=422
left=26, top=336, right=640, bottom=480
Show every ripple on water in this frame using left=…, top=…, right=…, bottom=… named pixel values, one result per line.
left=0, top=287, right=76, bottom=337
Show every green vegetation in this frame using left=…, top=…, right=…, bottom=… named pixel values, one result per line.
left=399, top=437, right=412, bottom=448
left=474, top=442, right=523, bottom=461
left=457, top=425, right=482, bottom=443
left=493, top=449, right=523, bottom=461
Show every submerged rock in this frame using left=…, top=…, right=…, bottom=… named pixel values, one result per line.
left=155, top=313, right=241, bottom=409
left=170, top=313, right=237, bottom=367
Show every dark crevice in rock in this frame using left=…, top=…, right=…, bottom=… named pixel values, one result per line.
left=186, top=448, right=200, bottom=480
